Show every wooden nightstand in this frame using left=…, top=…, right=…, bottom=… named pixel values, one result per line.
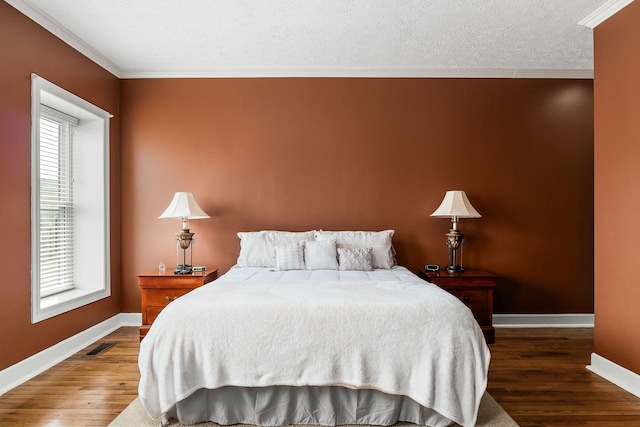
left=138, top=267, right=218, bottom=341
left=419, top=269, right=496, bottom=344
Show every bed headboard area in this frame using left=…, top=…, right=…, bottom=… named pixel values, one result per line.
left=235, top=230, right=396, bottom=271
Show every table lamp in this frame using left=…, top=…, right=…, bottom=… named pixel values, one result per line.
left=431, top=190, right=481, bottom=272
left=159, top=192, right=210, bottom=274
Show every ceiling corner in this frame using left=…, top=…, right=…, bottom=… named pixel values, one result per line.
left=5, top=0, right=123, bottom=77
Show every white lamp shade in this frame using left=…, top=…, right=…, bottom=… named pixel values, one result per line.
left=159, top=192, right=210, bottom=220
left=431, top=190, right=481, bottom=219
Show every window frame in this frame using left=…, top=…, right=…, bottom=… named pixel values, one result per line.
left=31, top=74, right=112, bottom=323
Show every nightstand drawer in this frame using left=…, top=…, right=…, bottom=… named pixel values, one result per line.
left=143, top=288, right=193, bottom=326
left=145, top=306, right=164, bottom=325
left=446, top=288, right=488, bottom=309
left=144, top=288, right=192, bottom=306
left=446, top=289, right=491, bottom=325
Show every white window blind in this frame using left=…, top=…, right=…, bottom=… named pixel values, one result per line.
left=38, top=105, right=79, bottom=297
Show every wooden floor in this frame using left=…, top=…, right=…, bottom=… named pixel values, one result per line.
left=1, top=327, right=639, bottom=426
left=487, top=328, right=640, bottom=426
left=0, top=328, right=140, bottom=427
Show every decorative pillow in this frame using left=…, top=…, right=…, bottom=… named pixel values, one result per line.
left=237, top=230, right=315, bottom=267
left=275, top=242, right=306, bottom=271
left=304, top=239, right=339, bottom=270
left=315, top=230, right=396, bottom=269
left=338, top=247, right=374, bottom=271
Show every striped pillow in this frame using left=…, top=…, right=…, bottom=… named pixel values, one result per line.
left=304, top=239, right=339, bottom=270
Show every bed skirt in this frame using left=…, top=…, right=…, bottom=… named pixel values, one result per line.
left=161, top=385, right=455, bottom=427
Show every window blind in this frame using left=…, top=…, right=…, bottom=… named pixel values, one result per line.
left=39, top=105, right=79, bottom=297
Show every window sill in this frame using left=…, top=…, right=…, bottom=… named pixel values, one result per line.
left=34, top=287, right=110, bottom=323
left=41, top=288, right=95, bottom=309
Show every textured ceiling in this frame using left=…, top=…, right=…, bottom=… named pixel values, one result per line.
left=7, top=0, right=617, bottom=78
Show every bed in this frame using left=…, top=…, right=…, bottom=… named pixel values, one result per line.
left=138, top=230, right=490, bottom=427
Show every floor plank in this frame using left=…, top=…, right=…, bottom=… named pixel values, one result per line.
left=1, top=327, right=639, bottom=426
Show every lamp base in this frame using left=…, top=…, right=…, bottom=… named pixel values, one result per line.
left=445, top=229, right=464, bottom=273
left=175, top=235, right=194, bottom=274
left=174, top=264, right=192, bottom=275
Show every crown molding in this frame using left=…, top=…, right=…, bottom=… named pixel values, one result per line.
left=5, top=0, right=122, bottom=77
left=120, top=67, right=593, bottom=79
left=579, top=0, right=635, bottom=28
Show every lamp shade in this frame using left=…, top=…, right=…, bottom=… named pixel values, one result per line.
left=159, top=192, right=210, bottom=220
left=430, top=190, right=481, bottom=219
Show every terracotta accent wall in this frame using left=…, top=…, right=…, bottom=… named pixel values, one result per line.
left=0, top=3, right=121, bottom=370
left=594, top=1, right=640, bottom=374
left=120, top=77, right=594, bottom=315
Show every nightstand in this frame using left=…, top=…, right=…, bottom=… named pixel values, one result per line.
left=419, top=269, right=496, bottom=344
left=138, top=267, right=218, bottom=341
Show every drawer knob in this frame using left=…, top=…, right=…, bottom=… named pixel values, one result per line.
left=166, top=296, right=178, bottom=302
left=463, top=295, right=470, bottom=301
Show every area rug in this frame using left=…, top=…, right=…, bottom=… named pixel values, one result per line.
left=109, top=392, right=518, bottom=427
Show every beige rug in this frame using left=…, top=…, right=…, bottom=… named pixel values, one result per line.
left=109, top=392, right=518, bottom=427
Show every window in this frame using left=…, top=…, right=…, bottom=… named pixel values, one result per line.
left=31, top=74, right=111, bottom=323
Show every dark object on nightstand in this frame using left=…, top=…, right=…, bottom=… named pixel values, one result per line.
left=419, top=268, right=496, bottom=344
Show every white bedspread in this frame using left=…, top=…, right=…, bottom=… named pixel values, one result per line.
left=138, top=266, right=490, bottom=427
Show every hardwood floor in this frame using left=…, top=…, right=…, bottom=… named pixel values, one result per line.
left=487, top=328, right=640, bottom=426
left=1, top=327, right=639, bottom=426
left=0, top=328, right=139, bottom=427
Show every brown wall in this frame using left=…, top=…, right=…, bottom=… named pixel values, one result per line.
left=120, top=77, right=594, bottom=315
left=0, top=3, right=121, bottom=370
left=594, top=1, right=640, bottom=374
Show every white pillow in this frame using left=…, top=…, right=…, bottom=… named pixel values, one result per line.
left=304, top=240, right=339, bottom=270
left=315, top=230, right=396, bottom=269
left=237, top=230, right=315, bottom=267
left=272, top=230, right=315, bottom=247
left=338, top=247, right=374, bottom=271
left=275, top=242, right=306, bottom=271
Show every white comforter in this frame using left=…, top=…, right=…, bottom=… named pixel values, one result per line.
left=138, top=266, right=490, bottom=427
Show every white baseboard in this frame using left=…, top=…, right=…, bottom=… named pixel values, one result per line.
left=493, top=313, right=594, bottom=328
left=0, top=312, right=142, bottom=396
left=118, top=312, right=142, bottom=326
left=587, top=353, right=640, bottom=398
